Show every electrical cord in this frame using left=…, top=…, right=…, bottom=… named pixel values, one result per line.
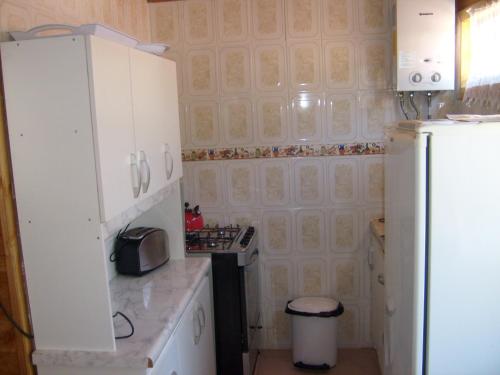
left=0, top=300, right=34, bottom=339
left=113, top=311, right=134, bottom=340
left=409, top=92, right=420, bottom=120
left=426, top=91, right=433, bottom=120
left=109, top=223, right=131, bottom=262
left=398, top=92, right=409, bottom=120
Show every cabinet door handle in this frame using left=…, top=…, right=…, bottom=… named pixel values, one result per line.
left=139, top=150, right=150, bottom=193
left=193, top=307, right=202, bottom=345
left=130, top=153, right=141, bottom=198
left=164, top=144, right=174, bottom=180
left=197, top=305, right=206, bottom=331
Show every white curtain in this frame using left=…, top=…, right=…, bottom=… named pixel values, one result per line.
left=463, top=1, right=500, bottom=109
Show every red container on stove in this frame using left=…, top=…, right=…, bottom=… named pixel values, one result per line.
left=184, top=203, right=204, bottom=231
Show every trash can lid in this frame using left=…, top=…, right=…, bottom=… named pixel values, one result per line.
left=285, top=297, right=344, bottom=318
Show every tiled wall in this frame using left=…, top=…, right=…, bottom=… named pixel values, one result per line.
left=0, top=0, right=150, bottom=43
left=150, top=0, right=394, bottom=348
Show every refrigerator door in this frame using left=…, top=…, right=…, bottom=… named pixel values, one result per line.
left=385, top=129, right=428, bottom=375
left=426, top=129, right=500, bottom=375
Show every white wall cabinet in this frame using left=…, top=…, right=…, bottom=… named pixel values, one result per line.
left=88, top=37, right=182, bottom=221
left=129, top=48, right=182, bottom=200
left=0, top=34, right=183, bottom=352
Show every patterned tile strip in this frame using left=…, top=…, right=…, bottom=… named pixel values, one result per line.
left=182, top=142, right=385, bottom=161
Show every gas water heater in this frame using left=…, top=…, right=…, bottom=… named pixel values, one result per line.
left=394, top=0, right=455, bottom=92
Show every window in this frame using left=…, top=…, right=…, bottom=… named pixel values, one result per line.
left=459, top=1, right=500, bottom=108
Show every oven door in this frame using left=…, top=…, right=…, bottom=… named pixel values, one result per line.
left=240, top=248, right=260, bottom=375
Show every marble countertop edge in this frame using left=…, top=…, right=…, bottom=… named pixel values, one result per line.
left=32, top=257, right=211, bottom=369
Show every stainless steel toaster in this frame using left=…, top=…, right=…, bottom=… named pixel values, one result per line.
left=115, top=227, right=169, bottom=276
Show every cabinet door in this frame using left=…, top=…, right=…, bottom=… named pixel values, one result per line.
left=88, top=36, right=138, bottom=222
left=194, top=276, right=217, bottom=375
left=129, top=49, right=182, bottom=200
left=152, top=336, right=180, bottom=375
left=176, top=276, right=216, bottom=375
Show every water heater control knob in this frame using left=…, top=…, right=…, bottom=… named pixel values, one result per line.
left=431, top=72, right=442, bottom=83
left=410, top=72, right=422, bottom=84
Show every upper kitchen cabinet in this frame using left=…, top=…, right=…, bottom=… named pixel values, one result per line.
left=88, top=37, right=183, bottom=220
left=0, top=34, right=184, bottom=351
left=87, top=36, right=137, bottom=222
left=129, top=48, right=182, bottom=200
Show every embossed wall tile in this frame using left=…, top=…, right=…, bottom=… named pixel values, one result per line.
left=262, top=211, right=292, bottom=255
left=358, top=0, right=389, bottom=34
left=188, top=101, right=219, bottom=146
left=228, top=210, right=260, bottom=228
left=322, top=0, right=354, bottom=36
left=291, top=94, right=323, bottom=142
left=183, top=0, right=214, bottom=44
left=297, top=259, right=328, bottom=296
left=181, top=161, right=194, bottom=203
left=186, top=49, right=217, bottom=96
left=286, top=0, right=319, bottom=38
left=219, top=47, right=251, bottom=94
left=164, top=50, right=183, bottom=96
left=256, top=96, right=288, bottom=144
left=362, top=207, right=384, bottom=248
left=337, top=304, right=360, bottom=347
left=293, top=159, right=325, bottom=206
left=295, top=209, right=326, bottom=254
left=150, top=2, right=180, bottom=45
left=360, top=91, right=395, bottom=140
left=225, top=161, right=257, bottom=206
left=324, top=41, right=356, bottom=90
left=193, top=162, right=225, bottom=208
left=362, top=156, right=384, bottom=203
left=328, top=158, right=359, bottom=205
left=326, top=94, right=357, bottom=142
left=288, top=42, right=321, bottom=91
left=259, top=160, right=290, bottom=206
left=201, top=210, right=227, bottom=227
left=252, top=0, right=284, bottom=40
left=221, top=98, right=253, bottom=145
left=254, top=44, right=287, bottom=92
left=265, top=305, right=291, bottom=348
left=359, top=39, right=390, bottom=89
left=332, top=257, right=360, bottom=299
left=216, top=0, right=249, bottom=42
left=331, top=209, right=359, bottom=253
left=265, top=260, right=294, bottom=300
left=178, top=101, right=187, bottom=147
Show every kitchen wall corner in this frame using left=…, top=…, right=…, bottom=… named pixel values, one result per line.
left=150, top=0, right=393, bottom=349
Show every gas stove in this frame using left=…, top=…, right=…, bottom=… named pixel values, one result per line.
left=185, top=225, right=260, bottom=375
left=185, top=225, right=256, bottom=255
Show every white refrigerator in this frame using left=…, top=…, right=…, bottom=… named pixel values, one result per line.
left=385, top=120, right=500, bottom=375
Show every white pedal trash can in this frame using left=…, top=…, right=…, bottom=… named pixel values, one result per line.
left=285, top=297, right=344, bottom=370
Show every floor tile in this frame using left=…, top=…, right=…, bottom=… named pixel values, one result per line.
left=255, top=348, right=381, bottom=375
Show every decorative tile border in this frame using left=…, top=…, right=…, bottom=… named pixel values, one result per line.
left=182, top=142, right=385, bottom=162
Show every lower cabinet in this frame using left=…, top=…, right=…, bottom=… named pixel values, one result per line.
left=153, top=275, right=216, bottom=375
left=369, top=237, right=385, bottom=374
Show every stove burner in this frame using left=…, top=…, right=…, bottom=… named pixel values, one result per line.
left=185, top=225, right=243, bottom=252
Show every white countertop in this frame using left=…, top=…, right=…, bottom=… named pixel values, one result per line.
left=32, top=257, right=211, bottom=369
